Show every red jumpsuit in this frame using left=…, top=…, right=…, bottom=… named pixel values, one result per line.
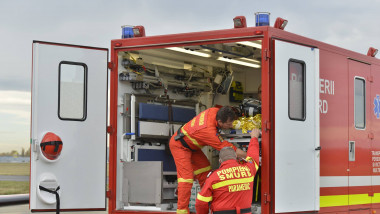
left=195, top=137, right=260, bottom=214
left=169, top=107, right=237, bottom=214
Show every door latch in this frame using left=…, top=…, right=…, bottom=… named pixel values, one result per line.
left=264, top=192, right=271, bottom=204
left=349, top=141, right=355, bottom=161
left=32, top=139, right=38, bottom=152
left=32, top=139, right=39, bottom=160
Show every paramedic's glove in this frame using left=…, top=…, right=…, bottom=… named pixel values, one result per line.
left=250, top=128, right=261, bottom=139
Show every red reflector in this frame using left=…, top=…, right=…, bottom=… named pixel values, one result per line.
left=115, top=42, right=122, bottom=47
left=254, top=31, right=263, bottom=35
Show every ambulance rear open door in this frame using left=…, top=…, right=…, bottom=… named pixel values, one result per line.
left=273, top=40, right=320, bottom=213
left=30, top=41, right=108, bottom=212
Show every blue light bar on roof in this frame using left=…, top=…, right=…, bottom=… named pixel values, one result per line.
left=121, top=25, right=134, bottom=39
left=255, top=12, right=270, bottom=26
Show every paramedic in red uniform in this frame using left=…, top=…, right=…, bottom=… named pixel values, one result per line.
left=195, top=128, right=260, bottom=214
left=169, top=106, right=247, bottom=214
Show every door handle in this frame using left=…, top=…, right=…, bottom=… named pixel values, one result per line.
left=315, top=146, right=321, bottom=151
left=349, top=141, right=355, bottom=161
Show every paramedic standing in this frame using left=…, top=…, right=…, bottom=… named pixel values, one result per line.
left=195, top=128, right=260, bottom=214
left=169, top=106, right=247, bottom=214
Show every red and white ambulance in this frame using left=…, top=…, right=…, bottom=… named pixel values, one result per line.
left=30, top=14, right=380, bottom=214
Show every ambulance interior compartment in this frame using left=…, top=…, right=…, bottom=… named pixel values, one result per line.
left=116, top=39, right=262, bottom=212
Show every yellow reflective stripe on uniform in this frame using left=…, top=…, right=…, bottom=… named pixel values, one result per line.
left=194, top=166, right=212, bottom=175
left=190, top=118, right=196, bottom=127
left=245, top=156, right=259, bottom=171
left=197, top=193, right=213, bottom=202
left=178, top=178, right=194, bottom=183
left=199, top=112, right=205, bottom=126
left=176, top=209, right=189, bottom=214
left=181, top=127, right=203, bottom=149
left=212, top=176, right=254, bottom=189
left=254, top=161, right=259, bottom=171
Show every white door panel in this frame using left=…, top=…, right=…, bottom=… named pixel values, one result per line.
left=274, top=40, right=320, bottom=213
left=30, top=42, right=108, bottom=211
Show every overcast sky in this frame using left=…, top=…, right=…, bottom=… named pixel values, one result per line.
left=1, top=0, right=380, bottom=153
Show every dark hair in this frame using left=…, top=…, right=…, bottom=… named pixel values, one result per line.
left=216, top=106, right=236, bottom=123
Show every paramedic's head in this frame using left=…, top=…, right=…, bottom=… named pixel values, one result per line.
left=258, top=84, right=262, bottom=100
left=216, top=106, right=236, bottom=129
left=219, top=147, right=237, bottom=163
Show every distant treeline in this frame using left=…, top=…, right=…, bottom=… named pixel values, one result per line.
left=0, top=147, right=31, bottom=157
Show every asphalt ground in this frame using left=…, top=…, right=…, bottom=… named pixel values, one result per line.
left=0, top=176, right=29, bottom=182
left=0, top=203, right=108, bottom=214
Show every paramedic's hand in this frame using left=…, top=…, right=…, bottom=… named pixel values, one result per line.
left=250, top=128, right=261, bottom=139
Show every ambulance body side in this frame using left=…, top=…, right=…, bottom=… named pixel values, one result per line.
left=267, top=28, right=380, bottom=213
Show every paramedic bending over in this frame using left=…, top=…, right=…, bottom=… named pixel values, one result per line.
left=195, top=128, right=260, bottom=214
left=169, top=106, right=247, bottom=214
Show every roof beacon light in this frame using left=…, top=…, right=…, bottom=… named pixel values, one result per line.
left=274, top=17, right=288, bottom=30
left=255, top=12, right=270, bottom=26
left=233, top=16, right=247, bottom=28
left=367, top=47, right=378, bottom=57
left=133, top=26, right=146, bottom=37
left=121, top=25, right=134, bottom=39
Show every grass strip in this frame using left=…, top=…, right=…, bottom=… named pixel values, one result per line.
left=0, top=181, right=29, bottom=195
left=0, top=163, right=29, bottom=176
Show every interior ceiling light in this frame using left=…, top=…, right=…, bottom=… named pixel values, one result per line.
left=367, top=47, right=378, bottom=57
left=239, top=58, right=261, bottom=64
left=166, top=47, right=211, bottom=58
left=217, top=57, right=260, bottom=68
left=236, top=41, right=262, bottom=49
left=274, top=17, right=288, bottom=30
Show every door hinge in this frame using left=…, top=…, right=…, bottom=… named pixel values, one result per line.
left=107, top=126, right=114, bottom=134
left=106, top=190, right=112, bottom=198
left=367, top=76, right=374, bottom=83
left=32, top=139, right=39, bottom=160
left=32, top=139, right=38, bottom=152
left=264, top=120, right=271, bottom=132
left=369, top=133, right=374, bottom=140
left=265, top=49, right=271, bottom=61
left=264, top=192, right=271, bottom=204
left=108, top=62, right=114, bottom=70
